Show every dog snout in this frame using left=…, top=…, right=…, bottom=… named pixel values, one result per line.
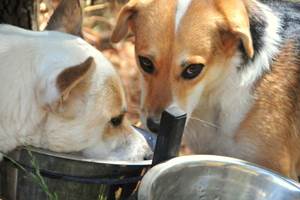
left=146, top=117, right=160, bottom=133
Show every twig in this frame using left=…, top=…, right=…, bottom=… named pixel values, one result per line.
left=84, top=3, right=110, bottom=12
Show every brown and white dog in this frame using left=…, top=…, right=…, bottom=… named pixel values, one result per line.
left=0, top=0, right=151, bottom=161
left=112, top=0, right=300, bottom=178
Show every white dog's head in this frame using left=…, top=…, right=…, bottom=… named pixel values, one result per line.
left=27, top=0, right=152, bottom=160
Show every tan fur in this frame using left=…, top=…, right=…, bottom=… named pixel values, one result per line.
left=113, top=0, right=253, bottom=115
left=236, top=41, right=300, bottom=179
left=132, top=0, right=177, bottom=117
left=214, top=0, right=254, bottom=58
left=100, top=76, right=128, bottom=139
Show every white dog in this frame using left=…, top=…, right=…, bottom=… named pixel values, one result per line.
left=0, top=0, right=151, bottom=161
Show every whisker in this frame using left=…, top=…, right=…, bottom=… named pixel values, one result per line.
left=189, top=117, right=219, bottom=128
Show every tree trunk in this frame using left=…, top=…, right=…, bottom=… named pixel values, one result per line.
left=0, top=0, right=37, bottom=30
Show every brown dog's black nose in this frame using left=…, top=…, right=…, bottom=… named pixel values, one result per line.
left=147, top=117, right=160, bottom=133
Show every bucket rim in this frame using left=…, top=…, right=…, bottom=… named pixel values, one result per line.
left=19, top=146, right=152, bottom=166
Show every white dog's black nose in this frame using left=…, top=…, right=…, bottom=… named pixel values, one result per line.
left=146, top=117, right=160, bottom=133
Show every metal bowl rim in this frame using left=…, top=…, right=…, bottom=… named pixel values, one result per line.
left=22, top=146, right=152, bottom=166
left=140, top=155, right=300, bottom=191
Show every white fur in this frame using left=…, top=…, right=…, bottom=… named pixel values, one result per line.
left=0, top=25, right=151, bottom=160
left=174, top=82, right=204, bottom=120
left=240, top=2, right=282, bottom=86
left=184, top=54, right=254, bottom=155
left=175, top=0, right=193, bottom=33
left=84, top=127, right=151, bottom=161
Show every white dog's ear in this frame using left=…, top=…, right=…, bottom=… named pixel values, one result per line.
left=45, top=0, right=83, bottom=37
left=215, top=0, right=254, bottom=58
left=41, top=57, right=95, bottom=114
left=111, top=0, right=138, bottom=43
left=56, top=57, right=94, bottom=102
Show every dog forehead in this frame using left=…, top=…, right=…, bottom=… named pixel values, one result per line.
left=135, top=0, right=215, bottom=32
left=175, top=0, right=193, bottom=32
left=174, top=1, right=220, bottom=56
left=177, top=0, right=219, bottom=28
left=134, top=0, right=218, bottom=55
left=134, top=0, right=176, bottom=49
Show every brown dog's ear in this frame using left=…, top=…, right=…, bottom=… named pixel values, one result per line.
left=45, top=0, right=83, bottom=37
left=215, top=0, right=254, bottom=58
left=56, top=57, right=94, bottom=102
left=111, top=0, right=138, bottom=43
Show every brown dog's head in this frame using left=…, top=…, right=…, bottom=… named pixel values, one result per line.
left=112, top=0, right=254, bottom=132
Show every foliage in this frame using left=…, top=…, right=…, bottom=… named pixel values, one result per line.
left=1, top=149, right=58, bottom=200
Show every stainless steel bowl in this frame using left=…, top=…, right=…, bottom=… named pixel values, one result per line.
left=138, top=155, right=300, bottom=200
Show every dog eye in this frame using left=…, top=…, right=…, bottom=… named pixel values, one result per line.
left=138, top=56, right=155, bottom=74
left=181, top=64, right=204, bottom=80
left=110, top=114, right=124, bottom=127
